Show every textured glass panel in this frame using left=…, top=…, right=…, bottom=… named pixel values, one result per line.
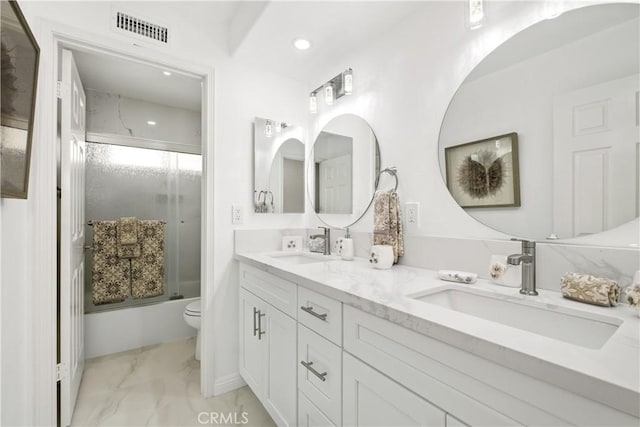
left=84, top=142, right=201, bottom=313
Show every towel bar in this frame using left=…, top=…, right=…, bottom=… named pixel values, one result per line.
left=87, top=220, right=166, bottom=226
left=375, top=167, right=399, bottom=192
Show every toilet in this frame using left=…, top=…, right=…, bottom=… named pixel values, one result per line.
left=183, top=299, right=201, bottom=360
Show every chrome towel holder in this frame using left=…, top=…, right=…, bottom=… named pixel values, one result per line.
left=375, top=166, right=399, bottom=192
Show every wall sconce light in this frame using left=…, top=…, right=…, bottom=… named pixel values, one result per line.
left=467, top=0, right=484, bottom=29
left=309, top=68, right=354, bottom=113
left=265, top=120, right=273, bottom=138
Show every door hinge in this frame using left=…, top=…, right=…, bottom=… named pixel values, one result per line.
left=56, top=81, right=63, bottom=99
left=56, top=363, right=67, bottom=382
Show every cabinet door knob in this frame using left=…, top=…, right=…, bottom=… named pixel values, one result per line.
left=301, top=360, right=327, bottom=381
left=301, top=306, right=328, bottom=321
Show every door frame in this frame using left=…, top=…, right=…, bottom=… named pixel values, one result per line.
left=32, top=20, right=216, bottom=426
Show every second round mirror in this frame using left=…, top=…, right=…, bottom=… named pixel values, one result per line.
left=308, top=114, right=380, bottom=228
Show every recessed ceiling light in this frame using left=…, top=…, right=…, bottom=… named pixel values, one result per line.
left=147, top=121, right=157, bottom=126
left=163, top=71, right=172, bottom=76
left=292, top=38, right=311, bottom=51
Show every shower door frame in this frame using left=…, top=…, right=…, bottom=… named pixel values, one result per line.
left=31, top=20, right=216, bottom=426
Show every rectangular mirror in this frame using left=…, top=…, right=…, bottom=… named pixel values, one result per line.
left=253, top=117, right=305, bottom=214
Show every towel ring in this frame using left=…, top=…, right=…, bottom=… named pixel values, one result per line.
left=375, top=167, right=399, bottom=192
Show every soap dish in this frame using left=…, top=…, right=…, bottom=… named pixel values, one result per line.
left=438, top=270, right=477, bottom=284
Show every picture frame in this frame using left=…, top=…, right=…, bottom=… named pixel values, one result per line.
left=1, top=0, right=40, bottom=199
left=445, top=132, right=520, bottom=208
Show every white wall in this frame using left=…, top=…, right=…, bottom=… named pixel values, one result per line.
left=1, top=2, right=307, bottom=424
left=439, top=17, right=640, bottom=239
left=307, top=1, right=613, bottom=240
left=85, top=88, right=202, bottom=148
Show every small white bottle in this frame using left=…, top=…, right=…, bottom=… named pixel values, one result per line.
left=341, top=228, right=354, bottom=261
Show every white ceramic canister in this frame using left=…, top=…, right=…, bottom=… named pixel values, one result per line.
left=369, top=245, right=394, bottom=269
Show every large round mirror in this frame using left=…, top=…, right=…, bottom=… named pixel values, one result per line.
left=438, top=3, right=639, bottom=242
left=308, top=114, right=381, bottom=228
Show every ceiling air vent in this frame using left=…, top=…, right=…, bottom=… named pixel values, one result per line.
left=113, top=11, right=170, bottom=46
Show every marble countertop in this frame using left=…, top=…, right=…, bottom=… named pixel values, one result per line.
left=235, top=251, right=640, bottom=417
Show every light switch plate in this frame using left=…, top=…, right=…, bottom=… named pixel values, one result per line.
left=282, top=236, right=302, bottom=252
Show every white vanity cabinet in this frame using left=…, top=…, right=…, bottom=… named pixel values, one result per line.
left=343, top=352, right=446, bottom=426
left=239, top=265, right=297, bottom=427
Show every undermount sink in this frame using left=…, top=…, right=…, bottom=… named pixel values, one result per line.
left=412, top=288, right=622, bottom=349
left=266, top=252, right=332, bottom=265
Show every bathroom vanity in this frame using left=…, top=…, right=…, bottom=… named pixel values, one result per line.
left=236, top=251, right=639, bottom=427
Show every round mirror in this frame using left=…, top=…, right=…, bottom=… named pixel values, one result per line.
left=438, top=3, right=639, bottom=242
left=254, top=117, right=305, bottom=213
left=308, top=114, right=381, bottom=228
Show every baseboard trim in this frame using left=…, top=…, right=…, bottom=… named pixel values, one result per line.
left=213, top=372, right=246, bottom=396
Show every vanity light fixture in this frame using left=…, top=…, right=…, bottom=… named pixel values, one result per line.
left=293, top=37, right=311, bottom=50
left=265, top=120, right=273, bottom=138
left=147, top=120, right=157, bottom=126
left=468, top=0, right=484, bottom=29
left=162, top=71, right=172, bottom=76
left=308, top=68, right=354, bottom=113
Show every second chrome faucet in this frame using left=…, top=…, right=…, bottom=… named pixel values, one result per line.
left=507, top=239, right=537, bottom=296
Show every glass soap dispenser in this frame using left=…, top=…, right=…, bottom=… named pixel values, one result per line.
left=341, top=228, right=354, bottom=261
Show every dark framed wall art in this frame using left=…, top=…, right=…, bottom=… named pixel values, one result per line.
left=445, top=132, right=521, bottom=208
left=1, top=0, right=40, bottom=199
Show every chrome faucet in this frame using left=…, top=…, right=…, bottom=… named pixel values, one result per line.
left=507, top=239, right=538, bottom=296
left=309, top=227, right=331, bottom=255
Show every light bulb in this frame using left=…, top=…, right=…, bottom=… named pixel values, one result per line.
left=468, top=0, right=484, bottom=29
left=343, top=68, right=353, bottom=95
left=325, top=84, right=334, bottom=106
left=309, top=92, right=318, bottom=114
left=265, top=120, right=273, bottom=138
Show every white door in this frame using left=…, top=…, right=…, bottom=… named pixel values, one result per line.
left=60, top=49, right=87, bottom=427
left=342, top=353, right=446, bottom=427
left=319, top=154, right=352, bottom=214
left=553, top=74, right=639, bottom=238
left=238, top=288, right=265, bottom=394
left=263, top=306, right=297, bottom=427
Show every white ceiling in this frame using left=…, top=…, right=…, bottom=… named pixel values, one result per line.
left=72, top=1, right=428, bottom=111
left=73, top=49, right=203, bottom=111
left=231, top=1, right=430, bottom=83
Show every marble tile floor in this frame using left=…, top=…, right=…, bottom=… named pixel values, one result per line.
left=71, top=337, right=276, bottom=427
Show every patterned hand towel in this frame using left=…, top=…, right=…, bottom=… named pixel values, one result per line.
left=117, top=217, right=140, bottom=259
left=560, top=272, right=620, bottom=307
left=131, top=220, right=165, bottom=299
left=92, top=221, right=130, bottom=305
left=373, top=190, right=404, bottom=263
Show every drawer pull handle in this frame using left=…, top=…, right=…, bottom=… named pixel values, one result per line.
left=258, top=311, right=266, bottom=340
left=301, top=306, right=327, bottom=321
left=301, top=361, right=327, bottom=381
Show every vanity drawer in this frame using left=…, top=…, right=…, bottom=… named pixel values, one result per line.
left=298, top=286, right=342, bottom=345
left=298, top=324, right=342, bottom=425
left=298, top=391, right=338, bottom=427
left=239, top=263, right=297, bottom=318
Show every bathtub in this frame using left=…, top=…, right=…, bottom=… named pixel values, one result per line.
left=84, top=297, right=198, bottom=358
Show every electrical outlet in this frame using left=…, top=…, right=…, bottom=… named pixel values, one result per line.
left=232, top=204, right=243, bottom=224
left=405, top=202, right=419, bottom=232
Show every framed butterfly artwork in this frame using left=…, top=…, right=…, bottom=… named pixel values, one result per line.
left=445, top=132, right=521, bottom=208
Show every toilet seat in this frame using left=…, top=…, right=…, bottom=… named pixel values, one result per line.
left=185, top=300, right=201, bottom=316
